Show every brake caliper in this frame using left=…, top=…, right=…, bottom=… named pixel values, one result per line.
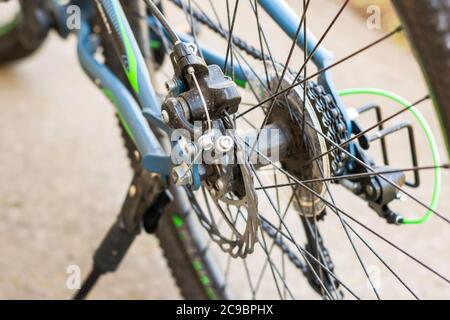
left=161, top=42, right=241, bottom=133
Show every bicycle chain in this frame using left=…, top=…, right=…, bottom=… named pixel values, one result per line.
left=261, top=220, right=340, bottom=296
left=168, top=0, right=349, bottom=176
left=304, top=81, right=349, bottom=176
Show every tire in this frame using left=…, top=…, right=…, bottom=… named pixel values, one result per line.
left=155, top=188, right=227, bottom=300
left=106, top=0, right=450, bottom=299
left=392, top=0, right=450, bottom=155
left=0, top=0, right=50, bottom=64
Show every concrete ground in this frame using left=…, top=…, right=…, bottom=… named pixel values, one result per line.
left=0, top=0, right=449, bottom=299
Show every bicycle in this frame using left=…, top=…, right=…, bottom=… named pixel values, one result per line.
left=0, top=0, right=449, bottom=299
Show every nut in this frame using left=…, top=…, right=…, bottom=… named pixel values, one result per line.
left=165, top=78, right=179, bottom=93
left=396, top=191, right=407, bottom=202
left=197, top=132, right=215, bottom=151
left=216, top=135, right=234, bottom=153
left=215, top=179, right=224, bottom=191
left=171, top=163, right=193, bottom=186
left=161, top=110, right=170, bottom=124
left=365, top=185, right=375, bottom=197
left=178, top=136, right=196, bottom=157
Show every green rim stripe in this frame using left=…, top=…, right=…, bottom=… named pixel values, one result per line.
left=172, top=214, right=184, bottom=228
left=192, top=260, right=202, bottom=272
left=172, top=215, right=216, bottom=299
left=111, top=1, right=140, bottom=94
left=339, top=88, right=441, bottom=225
left=205, top=287, right=217, bottom=300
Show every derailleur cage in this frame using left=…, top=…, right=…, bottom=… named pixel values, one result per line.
left=343, top=102, right=422, bottom=225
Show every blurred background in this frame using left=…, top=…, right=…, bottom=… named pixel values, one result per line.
left=0, top=0, right=449, bottom=299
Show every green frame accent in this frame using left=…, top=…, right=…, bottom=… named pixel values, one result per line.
left=102, top=88, right=135, bottom=142
left=111, top=0, right=140, bottom=95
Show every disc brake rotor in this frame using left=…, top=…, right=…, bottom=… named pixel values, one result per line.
left=186, top=126, right=259, bottom=259
left=189, top=62, right=343, bottom=256
left=207, top=134, right=259, bottom=258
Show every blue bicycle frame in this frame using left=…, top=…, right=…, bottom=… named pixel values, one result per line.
left=76, top=0, right=356, bottom=176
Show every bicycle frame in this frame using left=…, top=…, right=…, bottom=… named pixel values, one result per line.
left=76, top=0, right=357, bottom=176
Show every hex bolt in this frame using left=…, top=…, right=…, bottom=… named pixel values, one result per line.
left=161, top=110, right=170, bottom=124
left=396, top=191, right=407, bottom=202
left=171, top=163, right=193, bottom=186
left=215, top=179, right=224, bottom=191
left=178, top=136, right=196, bottom=157
left=129, top=185, right=137, bottom=197
left=365, top=185, right=375, bottom=197
left=216, top=135, right=234, bottom=153
left=198, top=132, right=215, bottom=151
left=165, top=78, right=179, bottom=93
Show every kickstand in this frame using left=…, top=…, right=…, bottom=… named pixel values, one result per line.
left=73, top=168, right=170, bottom=300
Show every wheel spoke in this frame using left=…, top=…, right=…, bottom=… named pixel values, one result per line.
left=179, top=0, right=204, bottom=59
left=255, top=164, right=449, bottom=190
left=240, top=138, right=450, bottom=285
left=242, top=258, right=257, bottom=299
left=251, top=165, right=343, bottom=299
left=292, top=0, right=350, bottom=84
left=253, top=192, right=296, bottom=295
left=292, top=114, right=379, bottom=299
left=155, top=0, right=447, bottom=300
left=223, top=0, right=240, bottom=75
left=246, top=0, right=311, bottom=160
left=259, top=215, right=360, bottom=299
left=301, top=117, right=450, bottom=225
left=304, top=95, right=430, bottom=167
left=316, top=171, right=419, bottom=299
left=234, top=208, right=297, bottom=299
left=237, top=26, right=404, bottom=119
left=252, top=0, right=270, bottom=88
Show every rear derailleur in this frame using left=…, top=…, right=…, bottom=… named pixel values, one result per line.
left=339, top=104, right=421, bottom=225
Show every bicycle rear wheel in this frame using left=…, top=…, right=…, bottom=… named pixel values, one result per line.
left=111, top=0, right=450, bottom=299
